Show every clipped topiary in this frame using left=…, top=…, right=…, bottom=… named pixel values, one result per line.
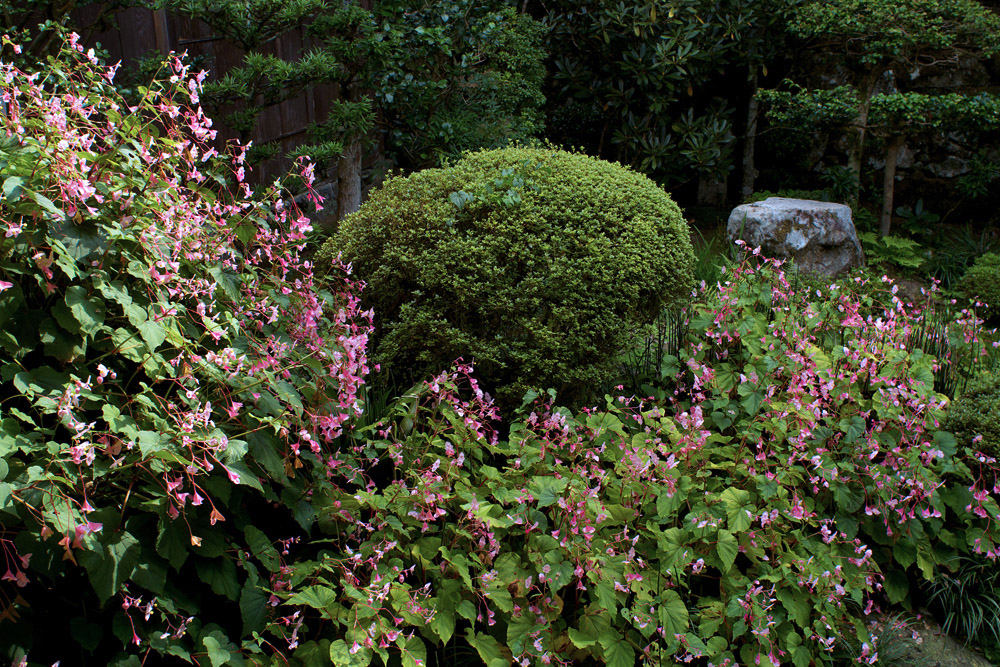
left=320, top=146, right=695, bottom=411
left=958, top=252, right=1000, bottom=323
left=947, top=372, right=1000, bottom=458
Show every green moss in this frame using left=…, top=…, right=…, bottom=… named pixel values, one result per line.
left=742, top=189, right=829, bottom=204
left=947, top=372, right=1000, bottom=458
left=318, top=146, right=696, bottom=412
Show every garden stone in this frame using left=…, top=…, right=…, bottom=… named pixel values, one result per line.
left=903, top=616, right=995, bottom=667
left=727, top=197, right=864, bottom=276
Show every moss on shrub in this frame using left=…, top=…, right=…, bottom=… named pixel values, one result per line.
left=319, top=146, right=695, bottom=411
left=958, top=252, right=1000, bottom=322
left=947, top=371, right=1000, bottom=457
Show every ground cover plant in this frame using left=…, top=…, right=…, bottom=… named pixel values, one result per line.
left=273, top=252, right=1000, bottom=667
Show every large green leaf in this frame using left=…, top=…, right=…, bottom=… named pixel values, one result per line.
left=398, top=635, right=426, bottom=667
left=156, top=517, right=190, bottom=570
left=529, top=475, right=567, bottom=508
left=431, top=606, right=456, bottom=644
left=2, top=175, right=25, bottom=201
left=721, top=487, right=754, bottom=533
left=465, top=628, right=509, bottom=667
left=247, top=434, right=286, bottom=483
left=199, top=558, right=240, bottom=600
left=777, top=588, right=811, bottom=629
left=295, top=640, right=333, bottom=667
left=65, top=285, right=105, bottom=336
left=884, top=569, right=909, bottom=605
left=658, top=589, right=689, bottom=636
left=78, top=530, right=141, bottom=604
left=288, top=585, right=338, bottom=614
left=599, top=631, right=635, bottom=667
left=568, top=626, right=597, bottom=648
left=330, top=639, right=373, bottom=667
left=240, top=580, right=269, bottom=635
left=138, top=318, right=166, bottom=350
left=244, top=525, right=280, bottom=570
left=201, top=634, right=232, bottom=667
left=716, top=529, right=738, bottom=573
left=274, top=379, right=304, bottom=412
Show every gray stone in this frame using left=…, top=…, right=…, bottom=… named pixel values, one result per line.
left=868, top=614, right=996, bottom=667
left=926, top=155, right=970, bottom=179
left=727, top=197, right=864, bottom=276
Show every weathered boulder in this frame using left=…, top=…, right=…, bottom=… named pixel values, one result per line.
left=727, top=197, right=864, bottom=276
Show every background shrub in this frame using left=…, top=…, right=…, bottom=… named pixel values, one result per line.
left=321, top=146, right=696, bottom=411
left=958, top=252, right=1000, bottom=322
left=946, top=372, right=1000, bottom=458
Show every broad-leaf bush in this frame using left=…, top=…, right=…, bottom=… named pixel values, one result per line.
left=278, top=250, right=1000, bottom=667
left=320, top=146, right=696, bottom=412
left=0, top=35, right=372, bottom=663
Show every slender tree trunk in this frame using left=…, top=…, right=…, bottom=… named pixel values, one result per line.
left=845, top=100, right=870, bottom=208
left=845, top=70, right=884, bottom=208
left=336, top=136, right=362, bottom=221
left=741, top=70, right=760, bottom=200
left=880, top=135, right=903, bottom=237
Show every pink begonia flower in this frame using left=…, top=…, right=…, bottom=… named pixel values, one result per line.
left=0, top=280, right=12, bottom=292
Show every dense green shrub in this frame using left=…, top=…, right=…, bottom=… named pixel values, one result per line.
left=0, top=36, right=372, bottom=663
left=320, top=146, right=696, bottom=411
left=946, top=372, right=1000, bottom=458
left=958, top=252, right=1000, bottom=321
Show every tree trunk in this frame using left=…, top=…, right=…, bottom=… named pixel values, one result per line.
left=741, top=70, right=760, bottom=200
left=336, top=136, right=362, bottom=221
left=844, top=103, right=869, bottom=208
left=845, top=71, right=882, bottom=208
left=880, top=135, right=903, bottom=237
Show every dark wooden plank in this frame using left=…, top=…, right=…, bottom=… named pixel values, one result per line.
left=116, top=7, right=159, bottom=65
left=74, top=3, right=124, bottom=65
left=152, top=9, right=172, bottom=56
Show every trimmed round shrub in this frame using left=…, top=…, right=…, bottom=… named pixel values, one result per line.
left=958, top=252, right=1000, bottom=322
left=947, top=372, right=1000, bottom=457
left=320, top=146, right=695, bottom=410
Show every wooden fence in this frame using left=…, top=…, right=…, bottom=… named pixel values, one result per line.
left=72, top=2, right=375, bottom=187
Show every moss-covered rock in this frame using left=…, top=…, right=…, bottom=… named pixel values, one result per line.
left=319, top=146, right=695, bottom=411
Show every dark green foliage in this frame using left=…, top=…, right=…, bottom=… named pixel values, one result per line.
left=538, top=0, right=763, bottom=184
left=791, top=0, right=1000, bottom=65
left=958, top=253, right=1000, bottom=321
left=372, top=0, right=547, bottom=169
left=761, top=0, right=1000, bottom=233
left=920, top=225, right=1000, bottom=290
left=926, top=556, right=1000, bottom=645
left=946, top=371, right=1000, bottom=457
left=320, top=146, right=696, bottom=411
